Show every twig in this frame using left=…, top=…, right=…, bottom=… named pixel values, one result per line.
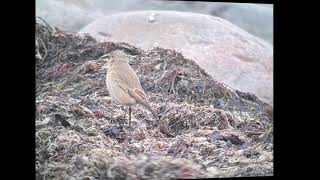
left=258, top=126, right=272, bottom=140
left=255, top=120, right=265, bottom=130
left=36, top=85, right=51, bottom=96
left=37, top=37, right=48, bottom=61
left=170, top=79, right=176, bottom=94
left=35, top=39, right=43, bottom=60
left=221, top=82, right=236, bottom=91
left=78, top=105, right=96, bottom=118
left=143, top=140, right=157, bottom=153
left=36, top=16, right=53, bottom=32
left=162, top=61, right=167, bottom=70
left=244, top=131, right=265, bottom=136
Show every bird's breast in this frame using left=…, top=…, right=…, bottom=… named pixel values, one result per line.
left=106, top=78, right=136, bottom=105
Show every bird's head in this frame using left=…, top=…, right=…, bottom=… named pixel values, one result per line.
left=105, top=50, right=129, bottom=63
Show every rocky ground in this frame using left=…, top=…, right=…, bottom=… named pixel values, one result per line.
left=36, top=18, right=273, bottom=179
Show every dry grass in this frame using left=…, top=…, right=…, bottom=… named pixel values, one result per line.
left=36, top=17, right=273, bottom=179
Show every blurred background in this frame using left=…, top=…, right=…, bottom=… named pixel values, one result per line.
left=36, top=0, right=273, bottom=44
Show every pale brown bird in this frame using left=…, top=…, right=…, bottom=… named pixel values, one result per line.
left=105, top=50, right=158, bottom=126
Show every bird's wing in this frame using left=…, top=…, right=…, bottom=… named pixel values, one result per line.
left=111, top=73, right=146, bottom=101
left=127, top=88, right=146, bottom=105
left=111, top=63, right=145, bottom=93
left=133, top=88, right=146, bottom=100
left=112, top=78, right=130, bottom=93
left=115, top=64, right=143, bottom=90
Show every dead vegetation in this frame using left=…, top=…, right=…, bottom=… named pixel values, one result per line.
left=36, top=17, right=273, bottom=179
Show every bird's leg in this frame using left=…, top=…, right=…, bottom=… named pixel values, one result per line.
left=129, top=106, right=132, bottom=127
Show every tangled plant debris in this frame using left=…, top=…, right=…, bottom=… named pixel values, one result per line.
left=36, top=17, right=273, bottom=179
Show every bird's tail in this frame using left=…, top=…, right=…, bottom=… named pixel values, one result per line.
left=127, top=88, right=159, bottom=120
